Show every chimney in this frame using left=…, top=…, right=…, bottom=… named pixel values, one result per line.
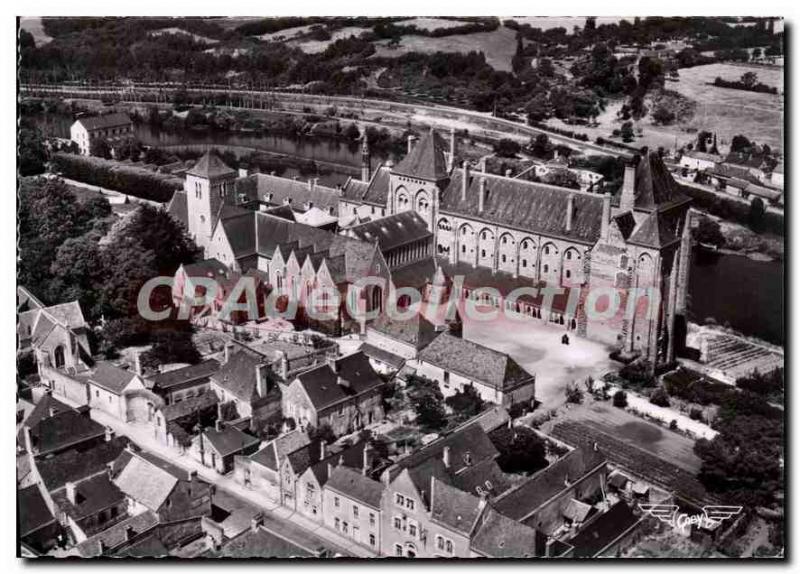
left=545, top=537, right=554, bottom=558
left=407, top=135, right=416, bottom=154
left=255, top=365, right=268, bottom=398
left=448, top=128, right=456, bottom=171
left=479, top=178, right=487, bottom=213
left=48, top=407, right=56, bottom=418
left=250, top=513, right=263, bottom=533
left=442, top=445, right=451, bottom=468
left=461, top=161, right=470, bottom=202
left=125, top=526, right=135, bottom=542
left=362, top=443, right=372, bottom=475
left=481, top=159, right=487, bottom=173
left=565, top=193, right=574, bottom=232
left=65, top=482, right=77, bottom=504
left=505, top=168, right=512, bottom=177
left=215, top=419, right=224, bottom=432
left=327, top=355, right=338, bottom=373
left=601, top=193, right=611, bottom=240
left=104, top=426, right=114, bottom=442
left=238, top=167, right=248, bottom=178
left=620, top=160, right=637, bottom=213
left=189, top=469, right=198, bottom=481
left=224, top=343, right=233, bottom=364
left=133, top=351, right=142, bottom=376
left=320, top=441, right=327, bottom=460
left=276, top=350, right=289, bottom=380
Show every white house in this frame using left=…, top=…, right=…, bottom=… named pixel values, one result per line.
left=69, top=113, right=133, bottom=156
left=87, top=362, right=147, bottom=421
left=679, top=151, right=721, bottom=172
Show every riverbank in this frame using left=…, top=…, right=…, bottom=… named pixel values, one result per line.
left=710, top=212, right=784, bottom=261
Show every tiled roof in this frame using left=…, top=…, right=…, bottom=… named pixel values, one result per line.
left=369, top=311, right=439, bottom=350
left=361, top=166, right=392, bottom=206
left=160, top=392, right=219, bottom=422
left=441, top=171, right=604, bottom=245
left=340, top=177, right=369, bottom=201
left=325, top=465, right=384, bottom=509
left=187, top=151, right=238, bottom=179
left=344, top=211, right=432, bottom=251
left=52, top=474, right=125, bottom=521
left=567, top=501, right=641, bottom=558
left=203, top=425, right=259, bottom=457
left=89, top=362, right=139, bottom=395
left=74, top=113, right=132, bottom=131
left=18, top=485, right=56, bottom=537
left=430, top=477, right=483, bottom=535
left=613, top=211, right=637, bottom=240
left=167, top=191, right=189, bottom=229
left=212, top=348, right=271, bottom=403
left=293, top=352, right=384, bottom=411
left=631, top=151, right=691, bottom=212
left=470, top=507, right=546, bottom=558
left=418, top=332, right=535, bottom=392
left=74, top=510, right=160, bottom=557
left=36, top=437, right=130, bottom=492
left=23, top=405, right=106, bottom=457
left=494, top=447, right=606, bottom=523
left=216, top=527, right=312, bottom=558
left=150, top=359, right=221, bottom=391
left=113, top=452, right=179, bottom=511
left=390, top=257, right=438, bottom=289
left=180, top=258, right=230, bottom=280
left=359, top=343, right=406, bottom=370
left=251, top=429, right=312, bottom=471
left=114, top=534, right=169, bottom=557
left=393, top=129, right=449, bottom=181
left=235, top=173, right=340, bottom=213
left=683, top=151, right=721, bottom=163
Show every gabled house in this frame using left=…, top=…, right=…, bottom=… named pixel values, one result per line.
left=87, top=362, right=149, bottom=421
left=323, top=465, right=384, bottom=552
left=70, top=113, right=133, bottom=156
left=415, top=332, right=536, bottom=408
left=210, top=348, right=282, bottom=426
left=51, top=473, right=128, bottom=542
left=152, top=392, right=219, bottom=452
left=362, top=312, right=439, bottom=374
left=233, top=429, right=312, bottom=502
left=281, top=351, right=385, bottom=437
left=72, top=510, right=160, bottom=558
left=190, top=423, right=260, bottom=474
left=19, top=396, right=107, bottom=458
left=18, top=485, right=61, bottom=555
left=148, top=359, right=221, bottom=405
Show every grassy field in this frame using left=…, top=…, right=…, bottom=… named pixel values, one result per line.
left=372, top=26, right=518, bottom=72
left=395, top=17, right=471, bottom=31
left=291, top=26, right=371, bottom=54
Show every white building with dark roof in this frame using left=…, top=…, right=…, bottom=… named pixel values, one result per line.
left=70, top=113, right=133, bottom=156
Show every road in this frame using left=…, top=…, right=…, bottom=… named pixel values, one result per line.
left=21, top=82, right=626, bottom=157
left=44, top=173, right=166, bottom=208
left=88, top=408, right=377, bottom=558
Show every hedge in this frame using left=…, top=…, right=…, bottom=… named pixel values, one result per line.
left=52, top=152, right=182, bottom=203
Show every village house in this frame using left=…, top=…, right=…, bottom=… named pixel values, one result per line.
left=19, top=395, right=108, bottom=458
left=69, top=113, right=133, bottom=156
left=679, top=150, right=722, bottom=173
left=151, top=393, right=219, bottom=452
left=51, top=472, right=129, bottom=542
left=71, top=510, right=161, bottom=558
left=87, top=362, right=153, bottom=422
left=209, top=347, right=282, bottom=426
left=415, top=332, right=536, bottom=408
left=148, top=359, right=221, bottom=405
left=280, top=351, right=386, bottom=437
left=111, top=446, right=213, bottom=526
left=322, top=465, right=384, bottom=552
left=18, top=485, right=61, bottom=555
left=361, top=312, right=440, bottom=374
left=190, top=422, right=260, bottom=474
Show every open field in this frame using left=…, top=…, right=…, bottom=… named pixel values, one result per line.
left=373, top=26, right=518, bottom=72
left=291, top=27, right=371, bottom=54
left=395, top=18, right=471, bottom=31
left=149, top=27, right=219, bottom=45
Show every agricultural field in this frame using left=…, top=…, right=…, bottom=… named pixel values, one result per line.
left=149, top=27, right=219, bottom=45
left=291, top=26, right=372, bottom=54
left=395, top=17, right=472, bottom=31
left=372, top=26, right=519, bottom=72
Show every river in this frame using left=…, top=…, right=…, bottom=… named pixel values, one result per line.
left=689, top=248, right=784, bottom=345
left=28, top=113, right=784, bottom=346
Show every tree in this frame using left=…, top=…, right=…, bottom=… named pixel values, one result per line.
left=748, top=197, right=766, bottom=232
left=494, top=138, right=521, bottom=158
left=692, top=216, right=726, bottom=248
left=740, top=71, right=758, bottom=89
left=90, top=137, right=112, bottom=159
left=730, top=134, right=752, bottom=154
left=492, top=425, right=548, bottom=474
left=405, top=374, right=446, bottom=431
left=140, top=328, right=200, bottom=372
left=120, top=204, right=199, bottom=275
left=529, top=133, right=552, bottom=158
left=309, top=423, right=337, bottom=445
left=219, top=401, right=239, bottom=422
left=613, top=390, right=628, bottom=408
left=620, top=121, right=634, bottom=143
left=618, top=359, right=654, bottom=387
left=445, top=385, right=484, bottom=420
left=49, top=235, right=105, bottom=320
left=542, top=170, right=580, bottom=189
left=565, top=381, right=583, bottom=404
left=649, top=387, right=670, bottom=407
left=651, top=103, right=676, bottom=125
left=18, top=127, right=47, bottom=176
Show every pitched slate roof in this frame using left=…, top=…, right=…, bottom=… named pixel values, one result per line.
left=393, top=130, right=449, bottom=181
left=390, top=256, right=438, bottom=290
left=75, top=113, right=132, bottom=132
left=36, top=437, right=130, bottom=492
left=23, top=405, right=106, bottom=456
left=167, top=190, right=189, bottom=228
left=203, top=425, right=259, bottom=457
left=235, top=173, right=340, bottom=213
left=567, top=501, right=640, bottom=558
left=325, top=465, right=384, bottom=509
left=494, top=447, right=606, bottom=523
left=150, top=359, right=221, bottom=391
left=293, top=352, right=384, bottom=411
left=369, top=312, right=439, bottom=350
left=89, top=362, right=139, bottom=395
left=631, top=151, right=691, bottom=212
left=74, top=510, right=160, bottom=557
left=216, top=527, right=313, bottom=558
left=113, top=452, right=179, bottom=511
left=114, top=534, right=169, bottom=557
left=187, top=151, right=238, bottom=179
left=344, top=211, right=432, bottom=251
left=212, top=349, right=268, bottom=403
left=418, top=332, right=535, bottom=391
left=160, top=392, right=219, bottom=422
left=470, top=507, right=546, bottom=558
left=52, top=474, right=125, bottom=521
left=251, top=429, right=312, bottom=471
left=430, top=477, right=483, bottom=535
left=18, top=485, right=56, bottom=537
left=308, top=440, right=372, bottom=486
left=361, top=166, right=392, bottom=206
left=359, top=343, right=406, bottom=370
left=627, top=211, right=680, bottom=249
left=442, top=171, right=604, bottom=245
left=340, top=176, right=369, bottom=202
